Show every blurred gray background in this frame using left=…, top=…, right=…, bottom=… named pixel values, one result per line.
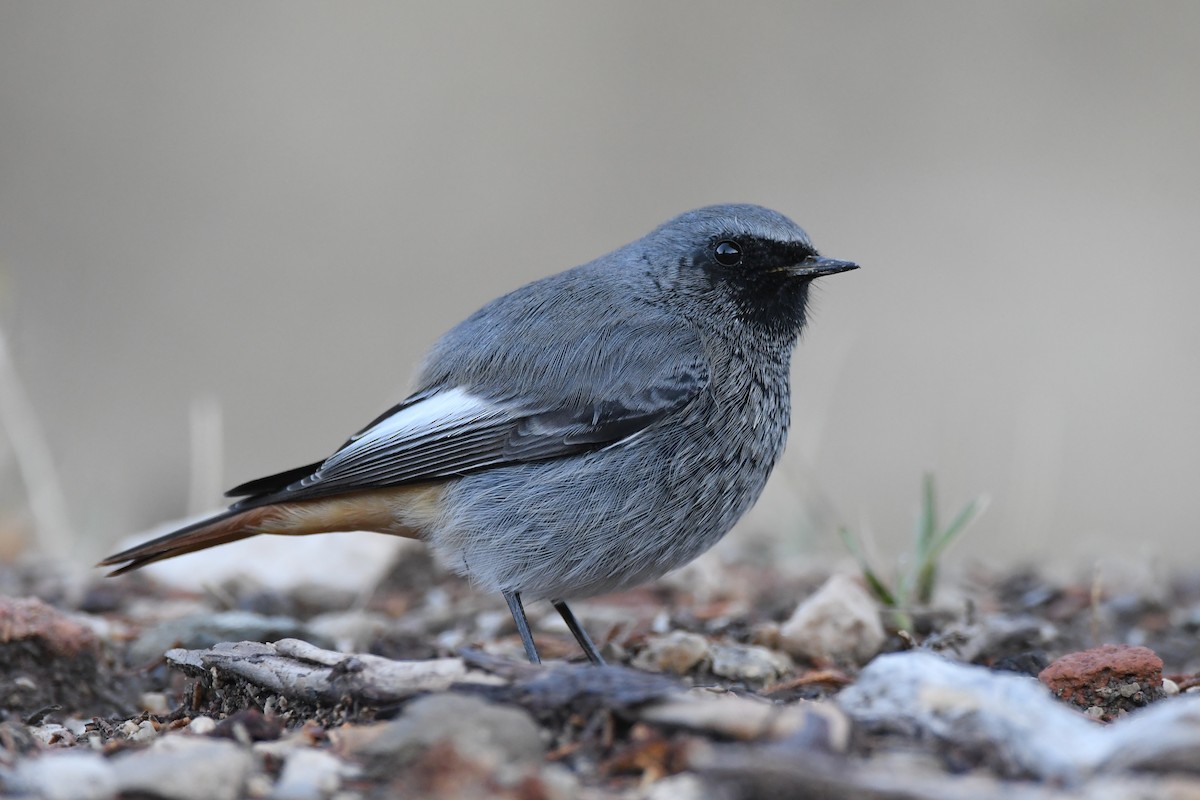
left=1, top=3, right=1197, bottom=576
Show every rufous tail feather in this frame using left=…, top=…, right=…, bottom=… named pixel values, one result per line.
left=97, top=488, right=431, bottom=575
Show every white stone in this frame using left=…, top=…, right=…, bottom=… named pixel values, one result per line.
left=12, top=752, right=117, bottom=800
left=139, top=692, right=171, bottom=714
left=642, top=773, right=709, bottom=800
left=837, top=650, right=1200, bottom=781
left=779, top=573, right=885, bottom=665
left=271, top=749, right=348, bottom=800
left=640, top=693, right=849, bottom=745
left=839, top=651, right=1104, bottom=781
left=188, top=715, right=217, bottom=734
left=129, top=720, right=159, bottom=742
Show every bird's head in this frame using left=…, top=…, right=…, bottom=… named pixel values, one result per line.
left=644, top=204, right=858, bottom=342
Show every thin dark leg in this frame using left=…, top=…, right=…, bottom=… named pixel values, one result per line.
left=503, top=590, right=541, bottom=664
left=553, top=599, right=606, bottom=665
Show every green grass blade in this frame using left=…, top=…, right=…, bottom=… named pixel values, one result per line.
left=929, top=495, right=988, bottom=561
left=915, top=495, right=988, bottom=603
left=838, top=527, right=898, bottom=607
left=918, top=472, right=938, bottom=555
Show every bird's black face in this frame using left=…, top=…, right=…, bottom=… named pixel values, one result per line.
left=645, top=205, right=857, bottom=342
left=696, top=233, right=851, bottom=339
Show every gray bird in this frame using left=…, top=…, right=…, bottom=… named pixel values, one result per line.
left=100, top=204, right=858, bottom=665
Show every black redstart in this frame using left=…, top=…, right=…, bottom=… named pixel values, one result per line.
left=100, top=204, right=858, bottom=664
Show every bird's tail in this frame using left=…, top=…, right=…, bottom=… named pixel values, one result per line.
left=98, top=506, right=277, bottom=575
left=97, top=488, right=434, bottom=575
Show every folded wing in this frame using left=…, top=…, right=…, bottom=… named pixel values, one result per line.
left=228, top=367, right=706, bottom=511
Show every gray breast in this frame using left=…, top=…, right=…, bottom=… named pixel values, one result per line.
left=426, top=352, right=794, bottom=601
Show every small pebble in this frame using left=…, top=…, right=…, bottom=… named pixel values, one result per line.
left=644, top=773, right=709, bottom=800
left=66, top=717, right=91, bottom=736
left=140, top=692, right=170, bottom=715
left=271, top=748, right=348, bottom=800
left=779, top=573, right=885, bottom=665
left=632, top=631, right=711, bottom=675
left=748, top=621, right=781, bottom=650
left=435, top=628, right=466, bottom=650
left=640, top=693, right=848, bottom=746
left=188, top=716, right=217, bottom=735
left=129, top=721, right=158, bottom=742
left=709, top=643, right=791, bottom=683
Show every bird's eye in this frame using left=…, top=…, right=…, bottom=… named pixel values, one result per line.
left=714, top=240, right=742, bottom=267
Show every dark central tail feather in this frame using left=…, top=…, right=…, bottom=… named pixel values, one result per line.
left=97, top=506, right=276, bottom=575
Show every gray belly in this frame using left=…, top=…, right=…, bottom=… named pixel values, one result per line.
left=427, top=380, right=790, bottom=600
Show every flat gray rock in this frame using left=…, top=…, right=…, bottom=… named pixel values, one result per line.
left=342, top=692, right=543, bottom=774
left=110, top=737, right=253, bottom=800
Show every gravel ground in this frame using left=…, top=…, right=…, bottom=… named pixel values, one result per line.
left=2, top=545, right=1200, bottom=799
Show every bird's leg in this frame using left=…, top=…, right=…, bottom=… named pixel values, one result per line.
left=553, top=599, right=606, bottom=665
left=503, top=590, right=541, bottom=664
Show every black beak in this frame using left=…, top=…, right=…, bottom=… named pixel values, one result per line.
left=786, top=255, right=859, bottom=279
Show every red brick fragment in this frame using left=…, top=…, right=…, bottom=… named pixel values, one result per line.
left=1038, top=644, right=1164, bottom=721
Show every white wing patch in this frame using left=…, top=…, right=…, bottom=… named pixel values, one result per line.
left=243, top=369, right=704, bottom=504
left=300, top=387, right=509, bottom=486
